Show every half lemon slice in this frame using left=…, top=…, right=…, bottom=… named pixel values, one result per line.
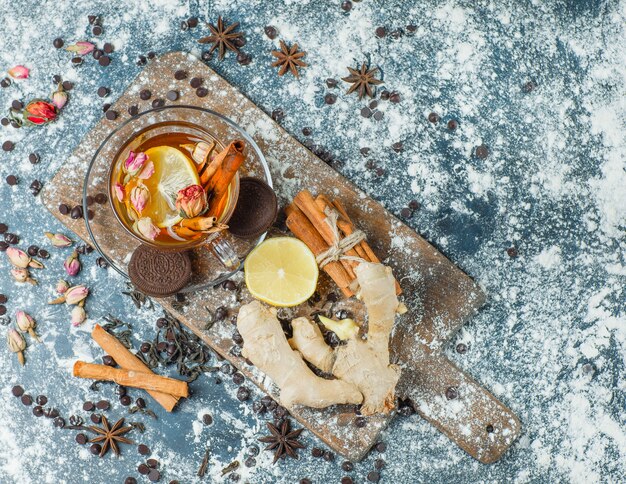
left=244, top=237, right=319, bottom=307
left=140, top=146, right=200, bottom=228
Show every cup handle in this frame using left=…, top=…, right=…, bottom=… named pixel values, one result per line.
left=206, top=233, right=240, bottom=270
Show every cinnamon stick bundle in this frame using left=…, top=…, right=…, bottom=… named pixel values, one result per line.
left=73, top=361, right=189, bottom=398
left=205, top=140, right=245, bottom=215
left=91, top=324, right=179, bottom=412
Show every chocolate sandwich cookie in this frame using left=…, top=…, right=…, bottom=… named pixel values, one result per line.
left=228, top=178, right=277, bottom=238
left=128, top=245, right=192, bottom=297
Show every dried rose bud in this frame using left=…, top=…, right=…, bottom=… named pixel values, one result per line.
left=65, top=41, right=95, bottom=55
left=11, top=268, right=36, bottom=285
left=135, top=217, right=159, bottom=241
left=6, top=247, right=31, bottom=268
left=45, top=232, right=73, bottom=248
left=7, top=328, right=26, bottom=365
left=64, top=251, right=81, bottom=277
left=130, top=184, right=150, bottom=214
left=23, top=100, right=57, bottom=126
left=64, top=285, right=89, bottom=305
left=51, top=89, right=68, bottom=110
left=175, top=184, right=208, bottom=219
left=137, top=160, right=155, bottom=180
left=123, top=151, right=148, bottom=176
left=71, top=306, right=87, bottom=327
left=16, top=311, right=41, bottom=342
left=8, top=65, right=29, bottom=79
left=114, top=182, right=125, bottom=202
left=56, top=279, right=70, bottom=294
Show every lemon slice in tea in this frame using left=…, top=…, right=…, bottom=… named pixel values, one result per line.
left=141, top=146, right=200, bottom=228
left=244, top=237, right=319, bottom=307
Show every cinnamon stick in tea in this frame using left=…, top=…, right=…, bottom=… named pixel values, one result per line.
left=91, top=324, right=179, bottom=412
left=294, top=190, right=358, bottom=280
left=205, top=140, right=245, bottom=216
left=286, top=204, right=354, bottom=297
left=73, top=361, right=189, bottom=398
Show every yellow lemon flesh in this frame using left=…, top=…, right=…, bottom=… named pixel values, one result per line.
left=244, top=237, right=319, bottom=307
left=140, top=146, right=200, bottom=228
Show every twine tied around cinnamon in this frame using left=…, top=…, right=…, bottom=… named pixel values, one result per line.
left=315, top=207, right=367, bottom=268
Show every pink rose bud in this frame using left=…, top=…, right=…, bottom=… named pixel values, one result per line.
left=130, top=184, right=150, bottom=214
left=114, top=182, right=125, bottom=202
left=135, top=217, right=160, bottom=241
left=45, top=232, right=73, bottom=248
left=137, top=160, right=155, bottom=180
left=8, top=65, right=29, bottom=79
left=175, top=184, right=208, bottom=219
left=7, top=329, right=26, bottom=365
left=16, top=311, right=40, bottom=342
left=7, top=247, right=31, bottom=268
left=11, top=268, right=36, bottom=285
left=51, top=90, right=68, bottom=110
left=64, top=285, right=89, bottom=305
left=56, top=279, right=70, bottom=294
left=64, top=250, right=81, bottom=277
left=123, top=151, right=148, bottom=176
left=71, top=306, right=87, bottom=327
left=24, top=100, right=57, bottom=126
left=65, top=41, right=95, bottom=55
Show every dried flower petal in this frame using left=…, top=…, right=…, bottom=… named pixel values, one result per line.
left=56, top=279, right=70, bottom=294
left=130, top=184, right=150, bottom=214
left=137, top=161, right=155, bottom=180
left=114, top=182, right=125, bottom=202
left=65, top=41, right=95, bottom=55
left=64, top=285, right=89, bottom=305
left=135, top=217, right=160, bottom=241
left=8, top=65, right=29, bottom=79
left=176, top=184, right=208, bottom=219
left=64, top=250, right=81, bottom=277
left=123, top=151, right=148, bottom=176
left=71, top=306, right=87, bottom=327
left=6, top=247, right=31, bottom=268
left=45, top=232, right=73, bottom=248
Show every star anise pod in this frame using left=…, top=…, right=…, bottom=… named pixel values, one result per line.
left=271, top=41, right=307, bottom=77
left=341, top=63, right=383, bottom=99
left=88, top=416, right=133, bottom=457
left=198, top=16, right=243, bottom=60
left=258, top=419, right=305, bottom=464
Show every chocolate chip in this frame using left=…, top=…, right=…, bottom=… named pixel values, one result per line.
left=215, top=306, right=228, bottom=321
left=148, top=470, right=160, bottom=482
left=311, top=447, right=323, bottom=458
left=105, top=110, right=118, bottom=120
left=103, top=43, right=114, bottom=54
left=83, top=401, right=95, bottom=412
left=96, top=400, right=110, bottom=410
left=70, top=206, right=83, bottom=219
left=341, top=461, right=354, bottom=472
left=75, top=433, right=87, bottom=445
left=62, top=80, right=73, bottom=91
left=151, top=98, right=165, bottom=108
left=341, top=478, right=353, bottom=484
left=88, top=15, right=100, bottom=25
left=373, top=111, right=384, bottom=121
left=92, top=49, right=103, bottom=60
left=28, top=153, right=40, bottom=164
left=0, top=242, right=8, bottom=251
left=54, top=38, right=65, bottom=49
left=12, top=100, right=23, bottom=110
left=140, top=342, right=151, bottom=353
left=475, top=144, right=489, bottom=159
left=2, top=141, right=14, bottom=152
left=375, top=26, right=386, bottom=38
left=125, top=478, right=137, bottom=484
left=408, top=199, right=420, bottom=210
left=6, top=175, right=18, bottom=186
left=0, top=78, right=10, bottom=88
left=95, top=193, right=108, bottom=204
left=326, top=78, right=338, bottom=88
left=138, top=444, right=151, bottom=455
left=4, top=233, right=18, bottom=244
left=174, top=70, right=187, bottom=80
left=323, top=451, right=335, bottom=462
left=59, top=204, right=70, bottom=215
left=486, top=424, right=494, bottom=433
left=120, top=395, right=132, bottom=406
left=90, top=413, right=102, bottom=424
left=166, top=90, right=179, bottom=101
left=98, top=55, right=111, bottom=67
left=428, top=112, right=439, bottom=123
left=97, top=86, right=109, bottom=98
left=0, top=305, right=6, bottom=315
left=233, top=37, right=246, bottom=48
left=367, top=471, right=380, bottom=482
left=354, top=416, right=366, bottom=428
left=128, top=105, right=139, bottom=116
left=406, top=24, right=417, bottom=33
left=300, top=480, right=312, bottom=484
left=196, top=87, right=208, bottom=98
left=90, top=443, right=102, bottom=455
left=232, top=372, right=244, bottom=385
left=375, top=442, right=386, bottom=452
left=324, top=93, right=337, bottom=105
left=264, top=26, right=277, bottom=39
left=341, top=1, right=352, bottom=11
left=445, top=386, right=459, bottom=400
left=447, top=119, right=458, bottom=130
left=187, top=17, right=198, bottom=28
left=20, top=394, right=32, bottom=406
left=202, top=414, right=213, bottom=425
left=400, top=207, right=412, bottom=218
left=27, top=245, right=39, bottom=256
left=456, top=343, right=467, bottom=354
left=201, top=51, right=212, bottom=61
left=190, top=77, right=202, bottom=88
left=71, top=57, right=83, bottom=66
left=116, top=386, right=127, bottom=396
left=146, top=458, right=158, bottom=468
left=236, top=387, right=250, bottom=401
left=92, top=25, right=103, bottom=36
left=54, top=417, right=65, bottom=428
left=392, top=141, right=403, bottom=152
left=387, top=91, right=400, bottom=103
left=136, top=55, right=147, bottom=66
left=523, top=80, right=537, bottom=93
left=507, top=247, right=518, bottom=258
left=138, top=463, right=150, bottom=475
left=11, top=385, right=23, bottom=397
left=236, top=52, right=251, bottom=65
left=136, top=397, right=146, bottom=409
left=30, top=180, right=43, bottom=195
left=38, top=248, right=49, bottom=259
left=0, top=118, right=8, bottom=126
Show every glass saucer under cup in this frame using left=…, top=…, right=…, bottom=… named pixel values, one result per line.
left=83, top=105, right=272, bottom=292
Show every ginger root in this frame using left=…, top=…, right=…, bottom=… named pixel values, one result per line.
left=237, top=262, right=400, bottom=415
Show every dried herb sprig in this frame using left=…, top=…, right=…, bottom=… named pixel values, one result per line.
left=197, top=447, right=211, bottom=477
left=122, top=282, right=153, bottom=309
left=102, top=314, right=133, bottom=349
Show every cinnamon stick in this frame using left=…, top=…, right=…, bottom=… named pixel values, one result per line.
left=293, top=190, right=358, bottom=280
left=286, top=204, right=354, bottom=297
left=73, top=361, right=189, bottom=398
left=91, top=324, right=179, bottom=412
left=205, top=140, right=245, bottom=216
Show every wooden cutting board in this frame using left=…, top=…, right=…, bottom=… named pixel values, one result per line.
left=41, top=51, right=521, bottom=463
